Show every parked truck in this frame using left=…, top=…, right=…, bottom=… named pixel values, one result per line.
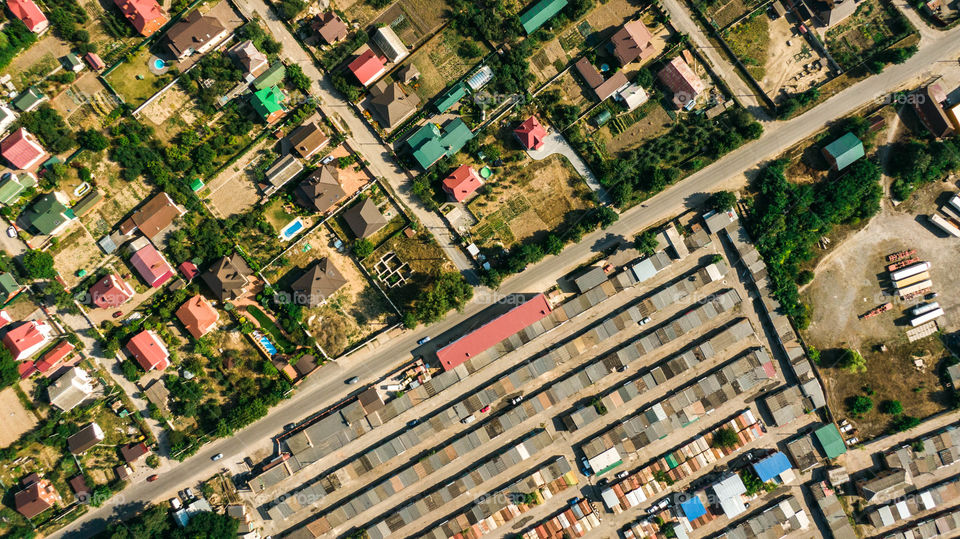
left=930, top=214, right=960, bottom=238
left=890, top=261, right=931, bottom=281
left=911, top=302, right=940, bottom=317
left=898, top=280, right=933, bottom=298
left=949, top=194, right=960, bottom=215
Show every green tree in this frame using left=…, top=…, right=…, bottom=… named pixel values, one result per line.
left=634, top=229, right=659, bottom=257
left=353, top=238, right=374, bottom=258
left=0, top=346, right=18, bottom=389
left=840, top=349, right=866, bottom=373
left=597, top=206, right=619, bottom=228
left=706, top=191, right=737, bottom=213
left=710, top=426, right=738, bottom=448
left=891, top=415, right=920, bottom=432
left=77, top=128, right=109, bottom=152
left=413, top=272, right=473, bottom=324
left=22, top=250, right=56, bottom=279
left=275, top=0, right=305, bottom=20
left=849, top=395, right=873, bottom=416
left=457, top=40, right=483, bottom=59
left=285, top=63, right=311, bottom=93
left=880, top=400, right=903, bottom=415
left=543, top=234, right=564, bottom=256
left=796, top=270, right=814, bottom=285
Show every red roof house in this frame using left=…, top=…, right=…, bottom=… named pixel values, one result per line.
left=1, top=128, right=47, bottom=171
left=657, top=56, right=705, bottom=109
left=611, top=20, right=655, bottom=65
left=126, top=330, right=169, bottom=372
left=3, top=320, right=53, bottom=361
left=175, top=296, right=219, bottom=339
left=36, top=341, right=74, bottom=375
left=18, top=361, right=36, bottom=379
left=178, top=261, right=199, bottom=280
left=348, top=49, right=386, bottom=87
left=436, top=294, right=552, bottom=371
left=120, top=442, right=149, bottom=463
left=8, top=0, right=48, bottom=33
left=129, top=244, right=174, bottom=288
left=89, top=273, right=135, bottom=309
left=442, top=165, right=483, bottom=202
left=514, top=116, right=548, bottom=151
left=113, top=0, right=168, bottom=36
left=84, top=52, right=106, bottom=70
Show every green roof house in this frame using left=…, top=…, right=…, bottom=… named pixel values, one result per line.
left=0, top=272, right=21, bottom=302
left=63, top=53, right=84, bottom=72
left=814, top=424, right=847, bottom=459
left=252, top=63, right=286, bottom=91
left=822, top=132, right=864, bottom=171
left=12, top=87, right=45, bottom=112
left=72, top=189, right=102, bottom=217
left=520, top=0, right=569, bottom=34
left=0, top=172, right=36, bottom=205
left=404, top=118, right=474, bottom=170
left=24, top=193, right=74, bottom=236
left=251, top=86, right=285, bottom=123
left=434, top=82, right=467, bottom=113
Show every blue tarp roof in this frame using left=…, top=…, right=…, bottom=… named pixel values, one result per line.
left=679, top=495, right=706, bottom=520
left=753, top=451, right=792, bottom=482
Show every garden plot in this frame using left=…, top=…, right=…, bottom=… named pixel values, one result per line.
left=399, top=27, right=488, bottom=102
left=51, top=226, right=106, bottom=288
left=78, top=169, right=153, bottom=233
left=701, top=0, right=765, bottom=28
left=138, top=86, right=202, bottom=143
left=0, top=388, right=37, bottom=449
left=467, top=155, right=594, bottom=248
left=824, top=0, right=912, bottom=69
left=263, top=228, right=396, bottom=357
left=596, top=100, right=673, bottom=154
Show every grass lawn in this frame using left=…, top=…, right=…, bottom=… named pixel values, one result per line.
left=105, top=47, right=176, bottom=107
left=245, top=305, right=296, bottom=354
left=725, top=13, right=770, bottom=80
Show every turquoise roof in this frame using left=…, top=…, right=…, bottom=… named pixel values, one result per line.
left=520, top=0, right=569, bottom=34
left=434, top=82, right=467, bottom=113
left=405, top=119, right=474, bottom=169
left=815, top=424, right=847, bottom=459
left=823, top=132, right=864, bottom=171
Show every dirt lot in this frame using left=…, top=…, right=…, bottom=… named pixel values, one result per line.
left=262, top=226, right=397, bottom=357
left=0, top=35, right=70, bottom=90
left=51, top=226, right=106, bottom=288
left=138, top=86, right=201, bottom=143
left=329, top=145, right=374, bottom=196
left=467, top=154, right=593, bottom=248
left=0, top=388, right=37, bottom=449
left=702, top=0, right=764, bottom=28
left=49, top=75, right=121, bottom=131
left=206, top=138, right=274, bottom=219
left=802, top=185, right=960, bottom=439
left=79, top=169, right=153, bottom=235
left=758, top=16, right=831, bottom=99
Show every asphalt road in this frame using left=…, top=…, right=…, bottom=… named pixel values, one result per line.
left=52, top=7, right=960, bottom=538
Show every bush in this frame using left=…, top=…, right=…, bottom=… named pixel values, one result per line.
left=796, top=270, right=815, bottom=285
left=840, top=349, right=866, bottom=373
left=18, top=105, right=76, bottom=153
left=890, top=415, right=921, bottom=432
left=880, top=400, right=903, bottom=415
left=710, top=427, right=738, bottom=448
left=121, top=360, right=141, bottom=381
left=634, top=229, right=658, bottom=257
left=848, top=395, right=873, bottom=416
left=22, top=250, right=56, bottom=279
left=275, top=0, right=306, bottom=20
left=285, top=64, right=311, bottom=92
left=78, top=128, right=109, bottom=152
left=706, top=191, right=737, bottom=213
left=353, top=238, right=374, bottom=258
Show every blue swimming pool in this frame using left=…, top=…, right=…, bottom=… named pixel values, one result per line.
left=153, top=58, right=165, bottom=70
left=259, top=335, right=278, bottom=356
left=280, top=218, right=304, bottom=240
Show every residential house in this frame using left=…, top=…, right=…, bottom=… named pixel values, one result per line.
left=14, top=475, right=60, bottom=519
left=72, top=189, right=102, bottom=217
left=67, top=423, right=105, bottom=454
left=89, top=273, right=136, bottom=308
left=63, top=53, right=84, bottom=72
left=433, top=82, right=467, bottom=113
left=372, top=26, right=407, bottom=62
left=262, top=154, right=303, bottom=193
left=404, top=118, right=474, bottom=169
left=514, top=116, right=548, bottom=151
left=343, top=198, right=387, bottom=238
left=0, top=272, right=22, bottom=302
left=119, top=191, right=186, bottom=242
left=822, top=132, right=864, bottom=171
left=610, top=20, right=655, bottom=65
left=287, top=119, right=330, bottom=160
left=858, top=468, right=912, bottom=502
left=114, top=464, right=132, bottom=480
left=120, top=441, right=149, bottom=463
left=0, top=172, right=36, bottom=205
left=348, top=49, right=386, bottom=87
left=141, top=378, right=170, bottom=414
left=179, top=261, right=199, bottom=281
left=658, top=56, right=705, bottom=108
left=313, top=12, right=347, bottom=45
left=396, top=63, right=420, bottom=83
left=11, top=87, right=45, bottom=113
left=752, top=452, right=795, bottom=483
left=617, top=83, right=649, bottom=111
left=912, top=84, right=953, bottom=138
left=815, top=0, right=857, bottom=27
left=811, top=482, right=858, bottom=539
left=3, top=320, right=53, bottom=361
left=126, top=330, right=170, bottom=371
left=69, top=475, right=91, bottom=502
left=47, top=367, right=95, bottom=411
left=574, top=58, right=628, bottom=101
left=520, top=0, right=568, bottom=34
left=0, top=103, right=16, bottom=133
left=8, top=0, right=48, bottom=33
left=84, top=52, right=106, bottom=70
left=291, top=258, right=347, bottom=307
left=129, top=243, right=174, bottom=288
left=368, top=81, right=420, bottom=130
left=442, top=164, right=483, bottom=202
left=203, top=254, right=253, bottom=301
left=2, top=128, right=47, bottom=170
left=164, top=11, right=227, bottom=60
left=23, top=192, right=73, bottom=236
left=251, top=62, right=285, bottom=91
left=228, top=40, right=268, bottom=77
left=175, top=296, right=219, bottom=339
left=36, top=340, right=74, bottom=375
left=294, top=166, right=346, bottom=213
left=114, top=0, right=167, bottom=36
left=251, top=86, right=285, bottom=123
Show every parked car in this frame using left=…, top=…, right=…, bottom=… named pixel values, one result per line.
left=284, top=423, right=296, bottom=431
left=184, top=487, right=194, bottom=499
left=579, top=457, right=593, bottom=476
left=211, top=453, right=223, bottom=461
left=5, top=226, right=15, bottom=238
left=147, top=474, right=159, bottom=482
left=510, top=395, right=524, bottom=405
left=320, top=155, right=336, bottom=165
left=417, top=336, right=431, bottom=345
left=345, top=376, right=360, bottom=384
left=407, top=419, right=419, bottom=427
left=479, top=405, right=490, bottom=413
left=639, top=317, right=652, bottom=326
left=112, top=311, right=123, bottom=319
left=926, top=292, right=939, bottom=300
left=169, top=497, right=182, bottom=510
left=616, top=471, right=629, bottom=479
left=616, top=365, right=627, bottom=372
left=845, top=437, right=859, bottom=446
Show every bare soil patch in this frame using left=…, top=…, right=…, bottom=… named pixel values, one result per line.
left=0, top=388, right=37, bottom=449
left=51, top=226, right=106, bottom=288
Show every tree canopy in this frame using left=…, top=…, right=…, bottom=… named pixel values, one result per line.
left=22, top=250, right=56, bottom=279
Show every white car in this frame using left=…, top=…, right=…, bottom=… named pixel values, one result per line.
left=5, top=226, right=15, bottom=238
left=170, top=497, right=182, bottom=510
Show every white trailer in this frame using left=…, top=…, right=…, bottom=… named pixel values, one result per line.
left=898, top=280, right=933, bottom=298
left=949, top=194, right=960, bottom=215
left=930, top=214, right=960, bottom=238
left=911, top=308, right=945, bottom=327
left=890, top=261, right=932, bottom=281
left=941, top=203, right=960, bottom=224
left=911, top=302, right=940, bottom=316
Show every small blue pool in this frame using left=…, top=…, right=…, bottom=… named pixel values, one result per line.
left=153, top=58, right=165, bottom=70
left=280, top=218, right=304, bottom=241
left=259, top=335, right=278, bottom=356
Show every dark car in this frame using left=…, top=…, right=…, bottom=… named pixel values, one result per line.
left=284, top=423, right=296, bottom=431
left=345, top=376, right=360, bottom=384
left=112, top=311, right=123, bottom=318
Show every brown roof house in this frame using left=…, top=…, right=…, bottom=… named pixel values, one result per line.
left=67, top=423, right=105, bottom=454
left=119, top=192, right=186, bottom=242
left=912, top=83, right=953, bottom=138
left=203, top=254, right=253, bottom=301
left=343, top=198, right=388, bottom=238
left=69, top=475, right=91, bottom=503
left=858, top=468, right=912, bottom=503
left=368, top=81, right=420, bottom=130
left=164, top=11, right=228, bottom=60
left=396, top=63, right=420, bottom=84
left=657, top=56, right=705, bottom=109
left=610, top=20, right=655, bottom=65
left=287, top=119, right=330, bottom=160
left=295, top=166, right=346, bottom=213
left=228, top=39, right=268, bottom=78
left=574, top=57, right=628, bottom=101
left=313, top=12, right=348, bottom=45
left=15, top=474, right=61, bottom=519
left=291, top=258, right=347, bottom=307
left=120, top=442, right=149, bottom=463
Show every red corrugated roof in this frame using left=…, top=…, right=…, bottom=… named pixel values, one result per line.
left=1, top=128, right=46, bottom=170
left=36, top=341, right=74, bottom=373
left=348, top=49, right=385, bottom=86
left=126, top=330, right=169, bottom=371
left=442, top=165, right=482, bottom=202
left=7, top=0, right=47, bottom=32
left=18, top=360, right=36, bottom=379
left=436, top=294, right=551, bottom=371
left=514, top=116, right=548, bottom=150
